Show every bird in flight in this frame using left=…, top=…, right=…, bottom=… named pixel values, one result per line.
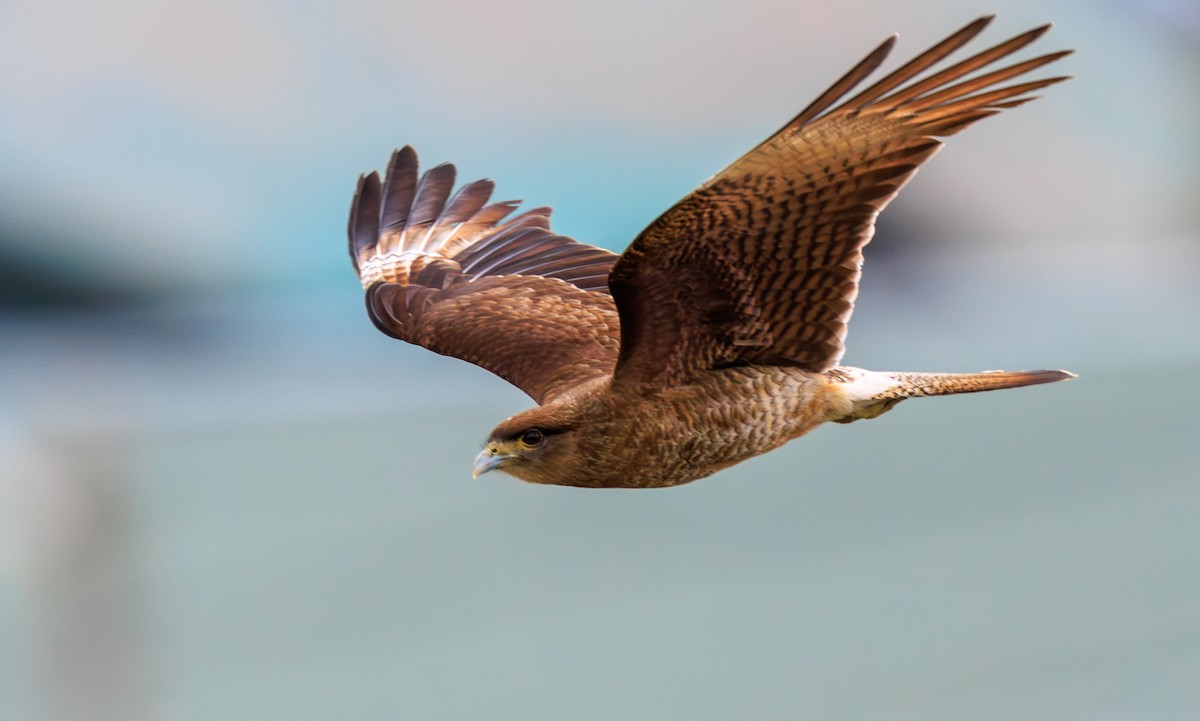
left=348, top=16, right=1075, bottom=488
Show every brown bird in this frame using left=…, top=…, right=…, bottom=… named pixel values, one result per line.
left=348, top=16, right=1075, bottom=488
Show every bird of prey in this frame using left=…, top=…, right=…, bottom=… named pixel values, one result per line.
left=348, top=16, right=1075, bottom=488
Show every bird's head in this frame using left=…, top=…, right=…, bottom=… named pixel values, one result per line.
left=472, top=406, right=584, bottom=485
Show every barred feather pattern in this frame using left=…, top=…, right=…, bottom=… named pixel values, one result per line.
left=609, top=15, right=1072, bottom=388
left=349, top=146, right=616, bottom=293
left=345, top=17, right=1076, bottom=487
left=349, top=147, right=621, bottom=403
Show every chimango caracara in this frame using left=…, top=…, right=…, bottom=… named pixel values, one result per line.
left=348, top=16, right=1075, bottom=488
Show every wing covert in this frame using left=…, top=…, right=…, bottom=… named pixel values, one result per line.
left=367, top=276, right=620, bottom=404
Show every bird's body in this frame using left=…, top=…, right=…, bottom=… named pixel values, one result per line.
left=492, top=367, right=832, bottom=488
left=348, top=16, right=1075, bottom=488
left=480, top=365, right=1068, bottom=488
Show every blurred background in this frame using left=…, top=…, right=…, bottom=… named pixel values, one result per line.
left=1, top=0, right=1198, bottom=719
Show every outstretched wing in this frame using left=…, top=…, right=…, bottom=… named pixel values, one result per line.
left=350, top=147, right=621, bottom=404
left=608, top=16, right=1071, bottom=386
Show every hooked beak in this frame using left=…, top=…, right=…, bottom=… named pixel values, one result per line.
left=472, top=448, right=514, bottom=479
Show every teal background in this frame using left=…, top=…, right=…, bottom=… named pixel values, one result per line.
left=2, top=1, right=1198, bottom=719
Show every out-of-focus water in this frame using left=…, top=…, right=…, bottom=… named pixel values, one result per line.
left=2, top=265, right=1197, bottom=720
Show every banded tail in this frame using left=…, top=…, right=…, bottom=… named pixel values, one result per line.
left=830, top=367, right=1076, bottom=423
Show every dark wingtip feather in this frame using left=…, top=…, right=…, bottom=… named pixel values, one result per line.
left=962, top=14, right=996, bottom=35
left=408, top=162, right=458, bottom=228
left=839, top=16, right=996, bottom=113
left=349, top=171, right=382, bottom=272
left=380, top=147, right=420, bottom=239
left=789, top=33, right=897, bottom=127
left=1041, top=49, right=1076, bottom=63
left=1028, top=21, right=1053, bottom=37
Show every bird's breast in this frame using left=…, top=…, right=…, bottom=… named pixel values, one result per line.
left=593, top=366, right=830, bottom=487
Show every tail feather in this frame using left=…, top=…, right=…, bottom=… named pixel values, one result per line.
left=828, top=367, right=1075, bottom=423
left=876, top=369, right=1076, bottom=399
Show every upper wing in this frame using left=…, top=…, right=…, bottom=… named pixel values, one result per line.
left=350, top=147, right=621, bottom=404
left=608, top=16, right=1071, bottom=386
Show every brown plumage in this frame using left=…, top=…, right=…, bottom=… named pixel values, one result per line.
left=348, top=16, right=1076, bottom=488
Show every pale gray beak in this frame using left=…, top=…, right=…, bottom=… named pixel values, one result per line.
left=472, top=448, right=513, bottom=479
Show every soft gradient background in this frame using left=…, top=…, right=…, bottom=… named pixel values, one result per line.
left=2, top=1, right=1198, bottom=719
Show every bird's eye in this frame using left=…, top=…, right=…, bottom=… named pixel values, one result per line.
left=520, top=429, right=544, bottom=447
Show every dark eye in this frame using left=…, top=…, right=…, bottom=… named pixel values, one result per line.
left=520, top=429, right=544, bottom=446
